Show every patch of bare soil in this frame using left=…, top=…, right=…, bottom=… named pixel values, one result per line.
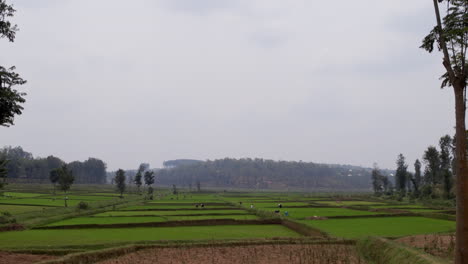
left=98, top=244, right=366, bottom=264
left=0, top=251, right=56, bottom=264
left=396, top=234, right=455, bottom=259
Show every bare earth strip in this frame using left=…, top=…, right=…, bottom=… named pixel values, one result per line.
left=0, top=251, right=55, bottom=264
left=98, top=244, right=366, bottom=264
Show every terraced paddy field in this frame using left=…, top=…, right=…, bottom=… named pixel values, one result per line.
left=0, top=225, right=301, bottom=248
left=105, top=209, right=248, bottom=215
left=0, top=198, right=84, bottom=207
left=313, top=201, right=386, bottom=206
left=0, top=204, right=48, bottom=214
left=242, top=201, right=312, bottom=208
left=45, top=216, right=168, bottom=226
left=277, top=207, right=387, bottom=219
left=45, top=214, right=260, bottom=227
left=0, top=188, right=456, bottom=263
left=298, top=216, right=455, bottom=238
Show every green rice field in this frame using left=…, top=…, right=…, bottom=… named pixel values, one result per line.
left=0, top=225, right=301, bottom=248
left=298, top=216, right=455, bottom=238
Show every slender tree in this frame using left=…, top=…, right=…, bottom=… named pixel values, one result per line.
left=422, top=1, right=468, bottom=262
left=144, top=170, right=155, bottom=199
left=49, top=168, right=60, bottom=195
left=423, top=146, right=441, bottom=187
left=0, top=157, right=7, bottom=194
left=114, top=169, right=126, bottom=198
left=57, top=165, right=74, bottom=207
left=395, top=154, right=408, bottom=194
left=412, top=159, right=422, bottom=196
left=440, top=135, right=454, bottom=198
left=134, top=170, right=142, bottom=194
left=371, top=164, right=383, bottom=195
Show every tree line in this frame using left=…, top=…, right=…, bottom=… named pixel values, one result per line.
left=372, top=134, right=456, bottom=199
left=155, top=158, right=373, bottom=190
left=0, top=146, right=107, bottom=184
left=112, top=163, right=156, bottom=199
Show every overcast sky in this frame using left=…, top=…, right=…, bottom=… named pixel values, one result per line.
left=0, top=0, right=455, bottom=171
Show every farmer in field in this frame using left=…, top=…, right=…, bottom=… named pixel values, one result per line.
left=250, top=204, right=254, bottom=209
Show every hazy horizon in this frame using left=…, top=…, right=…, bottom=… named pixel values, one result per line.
left=0, top=0, right=454, bottom=171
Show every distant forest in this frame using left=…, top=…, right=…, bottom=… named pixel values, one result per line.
left=0, top=146, right=107, bottom=184
left=155, top=158, right=380, bottom=190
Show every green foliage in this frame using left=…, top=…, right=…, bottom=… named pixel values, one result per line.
left=0, top=146, right=105, bottom=184
left=158, top=158, right=373, bottom=190
left=0, top=0, right=17, bottom=42
left=372, top=164, right=392, bottom=195
left=0, top=1, right=26, bottom=127
left=57, top=165, right=74, bottom=193
left=114, top=169, right=126, bottom=198
left=144, top=170, right=155, bottom=199
left=421, top=0, right=468, bottom=89
left=76, top=201, right=89, bottom=210
left=0, top=157, right=7, bottom=191
left=423, top=146, right=441, bottom=187
left=56, top=165, right=74, bottom=207
left=395, top=154, right=408, bottom=194
left=134, top=171, right=142, bottom=192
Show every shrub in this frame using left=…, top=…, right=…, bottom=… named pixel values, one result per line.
left=77, top=201, right=89, bottom=210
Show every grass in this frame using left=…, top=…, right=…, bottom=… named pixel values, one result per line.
left=94, top=210, right=249, bottom=217
left=45, top=214, right=259, bottom=226
left=140, top=204, right=229, bottom=209
left=40, top=195, right=123, bottom=201
left=0, top=198, right=83, bottom=207
left=314, top=201, right=386, bottom=206
left=404, top=209, right=445, bottom=213
left=2, top=192, right=47, bottom=198
left=279, top=207, right=385, bottom=219
left=245, top=202, right=312, bottom=208
left=370, top=204, right=427, bottom=209
left=164, top=214, right=259, bottom=221
left=0, top=225, right=301, bottom=248
left=45, top=216, right=168, bottom=226
left=0, top=204, right=48, bottom=214
left=298, top=216, right=455, bottom=238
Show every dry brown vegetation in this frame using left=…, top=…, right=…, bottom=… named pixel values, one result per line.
left=396, top=234, right=455, bottom=260
left=0, top=251, right=56, bottom=264
left=98, top=244, right=366, bottom=264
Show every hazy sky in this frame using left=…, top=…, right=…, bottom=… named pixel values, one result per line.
left=0, top=0, right=455, bottom=171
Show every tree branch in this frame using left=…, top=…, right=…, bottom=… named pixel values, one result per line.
left=433, top=0, right=457, bottom=83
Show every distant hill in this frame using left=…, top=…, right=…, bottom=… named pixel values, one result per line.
left=155, top=158, right=381, bottom=191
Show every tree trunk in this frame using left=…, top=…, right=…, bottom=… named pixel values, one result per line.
left=454, top=84, right=468, bottom=264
